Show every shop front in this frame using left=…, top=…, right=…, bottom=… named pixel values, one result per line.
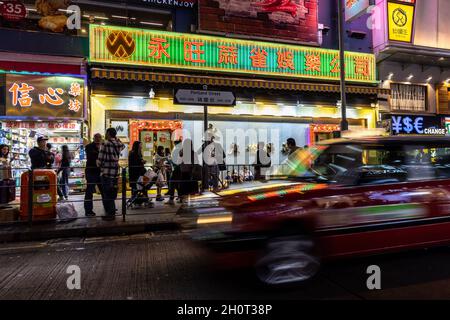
left=88, top=24, right=388, bottom=166
left=0, top=72, right=87, bottom=190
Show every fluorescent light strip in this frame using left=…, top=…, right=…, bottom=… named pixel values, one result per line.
left=140, top=21, right=164, bottom=26
left=83, top=15, right=109, bottom=20
left=111, top=15, right=135, bottom=20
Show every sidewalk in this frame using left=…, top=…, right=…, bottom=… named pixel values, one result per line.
left=0, top=194, right=183, bottom=243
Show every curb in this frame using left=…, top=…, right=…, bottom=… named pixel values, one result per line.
left=0, top=220, right=180, bottom=243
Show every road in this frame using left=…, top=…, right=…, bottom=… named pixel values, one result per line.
left=1, top=231, right=450, bottom=300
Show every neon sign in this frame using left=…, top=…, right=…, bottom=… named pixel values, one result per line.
left=89, top=25, right=377, bottom=84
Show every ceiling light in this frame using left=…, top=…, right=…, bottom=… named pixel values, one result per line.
left=426, top=76, right=433, bottom=82
left=111, top=15, right=129, bottom=19
left=83, top=15, right=109, bottom=20
left=407, top=74, right=414, bottom=80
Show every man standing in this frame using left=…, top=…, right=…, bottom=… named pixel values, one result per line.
left=29, top=136, right=50, bottom=169
left=286, top=138, right=300, bottom=155
left=97, top=128, right=125, bottom=221
left=84, top=133, right=103, bottom=217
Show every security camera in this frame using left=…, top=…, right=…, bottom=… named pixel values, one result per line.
left=149, top=88, right=155, bottom=99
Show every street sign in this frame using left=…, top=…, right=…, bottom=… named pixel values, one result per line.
left=174, top=89, right=236, bottom=106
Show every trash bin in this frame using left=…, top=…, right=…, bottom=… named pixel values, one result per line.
left=20, top=170, right=57, bottom=221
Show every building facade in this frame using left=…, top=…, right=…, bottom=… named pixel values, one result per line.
left=370, top=0, right=450, bottom=135
left=88, top=0, right=387, bottom=166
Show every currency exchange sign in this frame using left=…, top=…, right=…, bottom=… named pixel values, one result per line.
left=391, top=115, right=444, bottom=135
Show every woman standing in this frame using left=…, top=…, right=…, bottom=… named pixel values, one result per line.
left=128, top=141, right=147, bottom=200
left=57, top=145, right=71, bottom=201
left=0, top=145, right=13, bottom=205
left=0, top=145, right=12, bottom=181
left=153, top=146, right=166, bottom=201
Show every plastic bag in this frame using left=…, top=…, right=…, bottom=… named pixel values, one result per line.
left=156, top=171, right=165, bottom=187
left=56, top=202, right=78, bottom=220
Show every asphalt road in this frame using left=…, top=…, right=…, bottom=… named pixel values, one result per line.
left=1, top=232, right=450, bottom=300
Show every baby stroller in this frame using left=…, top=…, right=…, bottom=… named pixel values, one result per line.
left=127, top=168, right=158, bottom=209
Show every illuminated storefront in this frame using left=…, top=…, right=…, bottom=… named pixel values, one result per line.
left=89, top=24, right=386, bottom=165
left=0, top=71, right=87, bottom=188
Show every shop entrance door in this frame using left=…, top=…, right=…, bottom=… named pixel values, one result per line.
left=140, top=131, right=155, bottom=165
left=140, top=130, right=172, bottom=165
left=156, top=131, right=172, bottom=151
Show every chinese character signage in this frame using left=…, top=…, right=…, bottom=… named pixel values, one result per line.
left=89, top=25, right=377, bottom=84
left=4, top=121, right=81, bottom=131
left=198, top=0, right=318, bottom=45
left=5, top=74, right=85, bottom=119
left=345, top=0, right=374, bottom=22
left=391, top=115, right=444, bottom=135
left=387, top=0, right=415, bottom=43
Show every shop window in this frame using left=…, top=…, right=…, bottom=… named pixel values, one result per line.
left=390, top=83, right=427, bottom=112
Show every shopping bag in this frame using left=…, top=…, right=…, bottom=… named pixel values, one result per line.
left=156, top=171, right=165, bottom=187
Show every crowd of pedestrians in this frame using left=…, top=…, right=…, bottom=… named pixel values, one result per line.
left=19, top=126, right=306, bottom=221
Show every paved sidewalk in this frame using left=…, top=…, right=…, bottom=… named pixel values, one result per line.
left=0, top=194, right=183, bottom=243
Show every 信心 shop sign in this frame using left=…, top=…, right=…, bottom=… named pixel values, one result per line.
left=89, top=24, right=377, bottom=84
left=2, top=73, right=85, bottom=119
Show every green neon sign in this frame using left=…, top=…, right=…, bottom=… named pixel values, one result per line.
left=89, top=24, right=377, bottom=84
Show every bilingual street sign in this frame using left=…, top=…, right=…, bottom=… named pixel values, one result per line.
left=174, top=89, right=236, bottom=106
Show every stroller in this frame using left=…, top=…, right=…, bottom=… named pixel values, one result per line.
left=127, top=168, right=158, bottom=209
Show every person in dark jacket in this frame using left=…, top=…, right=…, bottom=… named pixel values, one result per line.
left=254, top=142, right=271, bottom=180
left=29, top=136, right=50, bottom=169
left=84, top=133, right=103, bottom=217
left=46, top=143, right=56, bottom=169
left=128, top=141, right=148, bottom=202
left=57, top=145, right=72, bottom=201
left=179, top=139, right=199, bottom=201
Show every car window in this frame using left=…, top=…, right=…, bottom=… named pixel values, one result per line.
left=312, top=143, right=450, bottom=185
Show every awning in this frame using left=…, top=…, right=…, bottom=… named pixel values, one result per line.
left=91, top=68, right=390, bottom=96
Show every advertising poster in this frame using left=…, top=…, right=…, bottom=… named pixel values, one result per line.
left=197, top=0, right=318, bottom=45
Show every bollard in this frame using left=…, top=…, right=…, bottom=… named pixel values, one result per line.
left=27, top=169, right=33, bottom=226
left=122, top=167, right=127, bottom=222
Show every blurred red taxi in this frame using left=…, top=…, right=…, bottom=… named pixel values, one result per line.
left=179, top=136, right=450, bottom=286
